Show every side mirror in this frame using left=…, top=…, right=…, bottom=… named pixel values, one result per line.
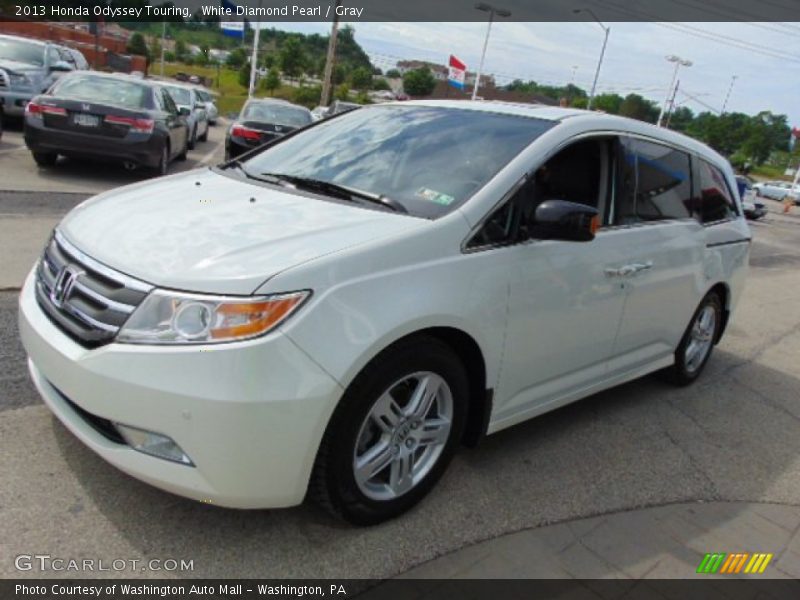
left=178, top=107, right=191, bottom=117
left=50, top=61, right=73, bottom=72
left=530, top=199, right=599, bottom=242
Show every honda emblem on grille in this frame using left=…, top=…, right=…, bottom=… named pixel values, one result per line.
left=51, top=265, right=84, bottom=308
left=81, top=103, right=91, bottom=111
left=275, top=125, right=282, bottom=132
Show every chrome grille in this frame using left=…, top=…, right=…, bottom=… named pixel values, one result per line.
left=35, top=231, right=153, bottom=347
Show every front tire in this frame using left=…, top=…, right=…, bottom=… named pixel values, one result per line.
left=32, top=151, right=57, bottom=167
left=310, top=336, right=468, bottom=525
left=660, top=292, right=722, bottom=386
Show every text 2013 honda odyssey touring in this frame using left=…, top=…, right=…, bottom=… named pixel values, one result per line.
left=20, top=101, right=750, bottom=524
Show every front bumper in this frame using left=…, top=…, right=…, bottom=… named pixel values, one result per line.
left=0, top=89, right=34, bottom=116
left=18, top=268, right=342, bottom=508
left=24, top=120, right=163, bottom=167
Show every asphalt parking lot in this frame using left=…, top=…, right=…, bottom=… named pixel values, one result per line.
left=1, top=139, right=800, bottom=578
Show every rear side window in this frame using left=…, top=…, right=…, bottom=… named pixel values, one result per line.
left=615, top=138, right=693, bottom=224
left=695, top=159, right=738, bottom=223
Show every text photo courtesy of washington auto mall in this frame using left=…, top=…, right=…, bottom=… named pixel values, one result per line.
left=1, top=0, right=800, bottom=598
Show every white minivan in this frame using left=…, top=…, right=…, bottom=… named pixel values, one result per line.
left=19, top=101, right=750, bottom=524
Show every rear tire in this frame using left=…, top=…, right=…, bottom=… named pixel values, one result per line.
left=188, top=126, right=197, bottom=150
left=660, top=292, right=722, bottom=386
left=177, top=138, right=188, bottom=161
left=310, top=336, right=468, bottom=525
left=151, top=144, right=169, bottom=177
left=199, top=125, right=208, bottom=142
left=32, top=151, right=57, bottom=167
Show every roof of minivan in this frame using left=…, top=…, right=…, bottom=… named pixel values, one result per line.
left=396, top=99, right=726, bottom=166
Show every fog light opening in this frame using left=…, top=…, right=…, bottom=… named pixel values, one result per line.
left=114, top=423, right=194, bottom=466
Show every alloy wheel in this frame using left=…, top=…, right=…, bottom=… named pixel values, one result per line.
left=353, top=371, right=453, bottom=501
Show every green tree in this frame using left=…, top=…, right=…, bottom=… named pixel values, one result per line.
left=591, top=93, right=624, bottom=114
left=174, top=39, right=187, bottom=61
left=334, top=83, right=350, bottom=101
left=279, top=37, right=305, bottom=80
left=385, top=68, right=401, bottom=79
left=126, top=33, right=149, bottom=62
left=372, top=78, right=391, bottom=91
left=402, top=67, right=436, bottom=97
left=355, top=90, right=371, bottom=104
left=350, top=66, right=373, bottom=90
left=619, top=93, right=659, bottom=123
left=292, top=85, right=322, bottom=107
left=226, top=48, right=247, bottom=69
left=262, top=67, right=281, bottom=96
left=238, top=61, right=251, bottom=89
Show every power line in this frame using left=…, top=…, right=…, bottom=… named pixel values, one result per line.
left=665, top=0, right=800, bottom=37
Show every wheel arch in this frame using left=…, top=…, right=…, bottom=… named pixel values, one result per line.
left=338, top=325, right=493, bottom=449
left=707, top=281, right=730, bottom=344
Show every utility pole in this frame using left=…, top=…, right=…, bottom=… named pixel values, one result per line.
left=573, top=8, right=609, bottom=110
left=160, top=20, right=166, bottom=77
left=472, top=3, right=511, bottom=101
left=247, top=0, right=263, bottom=98
left=664, top=79, right=680, bottom=129
left=320, top=0, right=342, bottom=107
left=721, top=75, right=737, bottom=114
left=657, top=55, right=691, bottom=127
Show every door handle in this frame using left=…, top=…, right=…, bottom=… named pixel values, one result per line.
left=605, top=261, right=653, bottom=278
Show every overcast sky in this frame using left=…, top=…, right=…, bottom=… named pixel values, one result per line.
left=267, top=21, right=799, bottom=126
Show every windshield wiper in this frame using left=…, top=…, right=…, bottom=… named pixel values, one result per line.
left=227, top=161, right=290, bottom=187
left=261, top=173, right=407, bottom=214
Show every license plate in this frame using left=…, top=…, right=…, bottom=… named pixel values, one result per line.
left=73, top=113, right=99, bottom=127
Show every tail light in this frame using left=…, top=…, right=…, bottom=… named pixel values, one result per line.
left=25, top=101, right=67, bottom=119
left=104, top=115, right=155, bottom=134
left=231, top=123, right=262, bottom=141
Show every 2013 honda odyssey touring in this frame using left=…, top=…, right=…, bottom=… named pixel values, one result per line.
left=19, top=101, right=750, bottom=524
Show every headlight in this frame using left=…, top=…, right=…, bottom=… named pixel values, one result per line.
left=116, top=289, right=310, bottom=345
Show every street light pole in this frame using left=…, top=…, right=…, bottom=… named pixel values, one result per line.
left=160, top=20, right=166, bottom=77
left=574, top=8, right=609, bottom=111
left=721, top=74, right=738, bottom=114
left=657, top=55, right=692, bottom=127
left=472, top=2, right=511, bottom=101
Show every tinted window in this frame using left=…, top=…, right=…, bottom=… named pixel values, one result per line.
left=0, top=38, right=44, bottom=65
left=160, top=89, right=178, bottom=114
left=241, top=106, right=555, bottom=219
left=616, top=138, right=693, bottom=224
left=242, top=102, right=311, bottom=127
left=53, top=75, right=150, bottom=109
left=696, top=159, right=738, bottom=223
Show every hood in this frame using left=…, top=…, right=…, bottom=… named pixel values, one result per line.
left=59, top=169, right=426, bottom=295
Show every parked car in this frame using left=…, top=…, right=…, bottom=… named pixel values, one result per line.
left=736, top=176, right=767, bottom=220
left=310, top=105, right=326, bottom=121
left=0, top=34, right=82, bottom=117
left=325, top=100, right=360, bottom=116
left=23, top=71, right=189, bottom=175
left=20, top=102, right=750, bottom=525
left=163, top=83, right=208, bottom=148
left=752, top=180, right=799, bottom=202
left=194, top=88, right=219, bottom=125
left=225, top=98, right=312, bottom=160
left=60, top=46, right=89, bottom=71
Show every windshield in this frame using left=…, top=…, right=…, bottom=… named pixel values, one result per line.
left=165, top=86, right=192, bottom=106
left=242, top=103, right=312, bottom=127
left=238, top=105, right=556, bottom=218
left=0, top=38, right=44, bottom=66
left=54, top=75, right=149, bottom=109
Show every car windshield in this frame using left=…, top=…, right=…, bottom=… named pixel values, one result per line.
left=0, top=38, right=44, bottom=66
left=239, top=105, right=556, bottom=219
left=165, top=86, right=192, bottom=106
left=53, top=75, right=149, bottom=109
left=242, top=103, right=312, bottom=127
